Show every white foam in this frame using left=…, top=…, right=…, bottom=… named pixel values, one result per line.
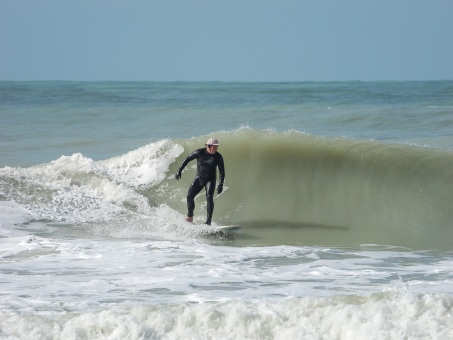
left=1, top=225, right=453, bottom=338
left=0, top=200, right=34, bottom=238
left=0, top=234, right=57, bottom=260
left=0, top=291, right=451, bottom=339
left=89, top=203, right=236, bottom=241
left=0, top=140, right=184, bottom=224
left=98, top=139, right=183, bottom=188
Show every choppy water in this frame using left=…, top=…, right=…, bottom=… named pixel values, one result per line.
left=1, top=81, right=453, bottom=339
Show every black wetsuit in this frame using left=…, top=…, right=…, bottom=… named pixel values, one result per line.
left=177, top=148, right=225, bottom=225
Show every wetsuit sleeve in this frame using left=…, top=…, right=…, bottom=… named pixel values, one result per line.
left=177, top=149, right=199, bottom=173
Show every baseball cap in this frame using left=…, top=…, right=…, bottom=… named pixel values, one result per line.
left=206, top=138, right=220, bottom=146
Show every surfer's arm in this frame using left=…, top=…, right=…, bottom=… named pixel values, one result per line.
left=216, top=155, right=225, bottom=193
left=175, top=150, right=199, bottom=180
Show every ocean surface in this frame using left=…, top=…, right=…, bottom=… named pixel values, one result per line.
left=1, top=81, right=453, bottom=339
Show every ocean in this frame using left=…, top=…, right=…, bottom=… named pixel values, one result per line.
left=1, top=81, right=453, bottom=339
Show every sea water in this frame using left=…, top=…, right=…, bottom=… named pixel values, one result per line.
left=1, top=81, right=453, bottom=339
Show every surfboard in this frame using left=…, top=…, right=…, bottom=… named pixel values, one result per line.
left=216, top=225, right=240, bottom=232
left=205, top=225, right=240, bottom=236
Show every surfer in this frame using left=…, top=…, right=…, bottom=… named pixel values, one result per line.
left=175, top=138, right=225, bottom=225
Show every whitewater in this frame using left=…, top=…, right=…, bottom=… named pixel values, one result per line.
left=1, top=81, right=453, bottom=339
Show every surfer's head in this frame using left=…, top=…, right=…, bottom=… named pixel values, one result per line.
left=206, top=138, right=220, bottom=154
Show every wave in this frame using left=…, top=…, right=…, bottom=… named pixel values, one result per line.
left=157, top=129, right=453, bottom=249
left=1, top=129, right=453, bottom=249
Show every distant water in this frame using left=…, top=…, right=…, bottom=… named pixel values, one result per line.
left=1, top=81, right=453, bottom=339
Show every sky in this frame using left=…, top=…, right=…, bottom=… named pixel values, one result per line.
left=1, top=0, right=452, bottom=82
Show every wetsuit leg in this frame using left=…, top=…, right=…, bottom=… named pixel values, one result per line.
left=204, top=179, right=216, bottom=225
left=187, top=177, right=204, bottom=218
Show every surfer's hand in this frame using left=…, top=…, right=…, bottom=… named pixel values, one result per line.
left=175, top=170, right=181, bottom=180
left=217, top=183, right=223, bottom=194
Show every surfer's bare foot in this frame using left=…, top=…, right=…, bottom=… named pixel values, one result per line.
left=186, top=216, right=193, bottom=222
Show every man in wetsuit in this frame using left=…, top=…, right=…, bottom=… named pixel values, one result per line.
left=175, top=138, right=225, bottom=225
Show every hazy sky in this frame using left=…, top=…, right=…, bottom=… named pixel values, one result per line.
left=1, top=0, right=452, bottom=82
